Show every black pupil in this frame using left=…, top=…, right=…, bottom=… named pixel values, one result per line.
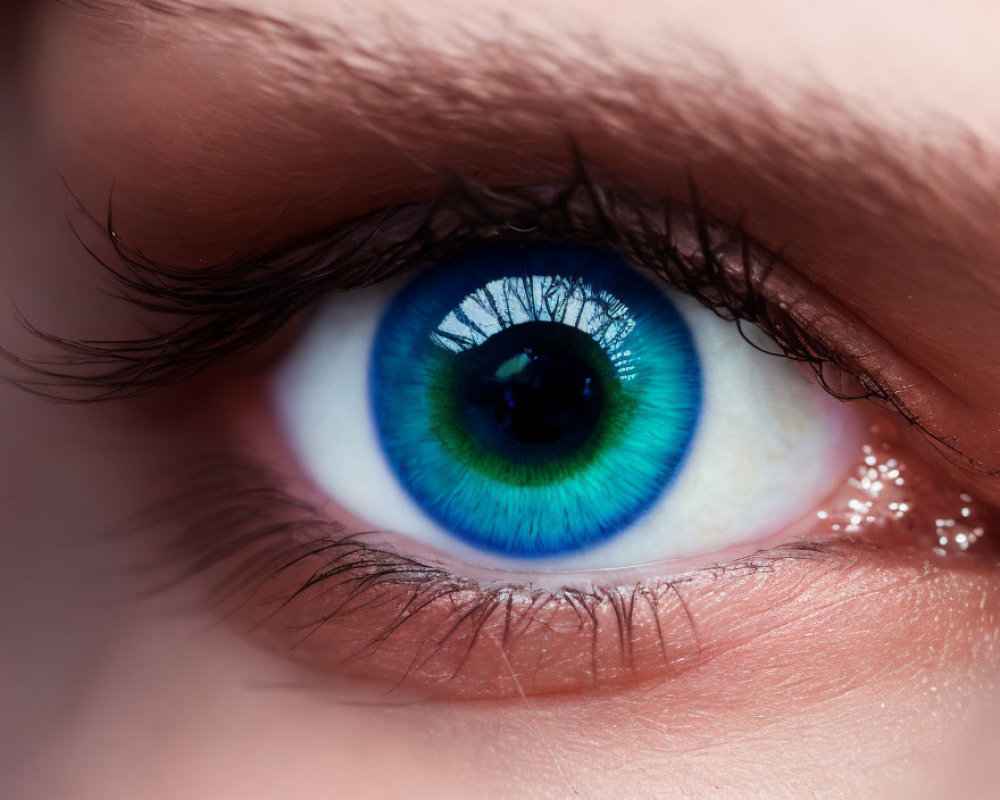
left=460, top=321, right=605, bottom=462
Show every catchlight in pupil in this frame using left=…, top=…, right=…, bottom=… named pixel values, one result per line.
left=369, top=244, right=702, bottom=558
left=461, top=322, right=606, bottom=462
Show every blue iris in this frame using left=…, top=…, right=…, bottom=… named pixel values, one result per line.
left=369, top=243, right=702, bottom=558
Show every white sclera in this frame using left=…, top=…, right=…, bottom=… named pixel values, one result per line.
left=273, top=271, right=857, bottom=571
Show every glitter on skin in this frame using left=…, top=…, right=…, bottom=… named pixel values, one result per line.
left=810, top=425, right=990, bottom=555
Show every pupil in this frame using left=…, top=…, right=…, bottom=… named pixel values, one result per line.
left=489, top=349, right=598, bottom=444
left=460, top=321, right=606, bottom=461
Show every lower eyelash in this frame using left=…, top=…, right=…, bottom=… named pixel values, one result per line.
left=139, top=456, right=836, bottom=696
left=138, top=452, right=928, bottom=699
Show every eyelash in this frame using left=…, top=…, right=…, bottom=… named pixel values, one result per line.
left=6, top=149, right=993, bottom=483
left=14, top=154, right=993, bottom=695
left=6, top=157, right=870, bottom=405
left=148, top=452, right=841, bottom=697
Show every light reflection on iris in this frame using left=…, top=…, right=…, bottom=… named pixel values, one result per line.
left=431, top=274, right=640, bottom=384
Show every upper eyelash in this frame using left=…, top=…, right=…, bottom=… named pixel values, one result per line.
left=1, top=159, right=868, bottom=399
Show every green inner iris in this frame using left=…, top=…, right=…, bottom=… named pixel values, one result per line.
left=427, top=321, right=639, bottom=487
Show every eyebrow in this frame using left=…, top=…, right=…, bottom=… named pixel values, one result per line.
left=60, top=0, right=1000, bottom=234
left=50, top=0, right=1000, bottom=343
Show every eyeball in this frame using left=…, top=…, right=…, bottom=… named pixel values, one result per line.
left=273, top=243, right=858, bottom=570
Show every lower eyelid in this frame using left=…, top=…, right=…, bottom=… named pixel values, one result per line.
left=170, top=520, right=1000, bottom=701
left=237, top=540, right=819, bottom=698
left=146, top=388, right=1000, bottom=699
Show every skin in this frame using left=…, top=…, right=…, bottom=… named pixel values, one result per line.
left=4, top=1, right=1000, bottom=798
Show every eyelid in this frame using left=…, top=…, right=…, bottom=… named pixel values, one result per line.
left=10, top=164, right=985, bottom=494
left=4, top=165, right=942, bottom=427
left=113, top=229, right=1000, bottom=699
left=142, top=443, right=999, bottom=699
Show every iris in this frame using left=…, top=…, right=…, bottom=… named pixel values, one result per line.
left=369, top=244, right=701, bottom=557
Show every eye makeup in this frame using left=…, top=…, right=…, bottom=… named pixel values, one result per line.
left=37, top=0, right=1000, bottom=493
left=11, top=9, right=1000, bottom=800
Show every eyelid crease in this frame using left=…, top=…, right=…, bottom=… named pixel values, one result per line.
left=54, top=0, right=1000, bottom=245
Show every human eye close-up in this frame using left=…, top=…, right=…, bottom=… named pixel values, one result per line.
left=4, top=1, right=1000, bottom=799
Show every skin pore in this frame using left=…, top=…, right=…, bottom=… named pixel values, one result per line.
left=4, top=1, right=1000, bottom=798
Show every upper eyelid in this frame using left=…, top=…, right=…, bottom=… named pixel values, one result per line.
left=7, top=169, right=820, bottom=393
left=1, top=164, right=969, bottom=455
left=38, top=0, right=1000, bottom=440
left=11, top=145, right=1000, bottom=486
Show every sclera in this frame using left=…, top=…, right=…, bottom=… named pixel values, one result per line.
left=273, top=260, right=860, bottom=571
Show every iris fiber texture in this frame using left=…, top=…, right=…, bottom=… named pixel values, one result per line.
left=370, top=244, right=702, bottom=557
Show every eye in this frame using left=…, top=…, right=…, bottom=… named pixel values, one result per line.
left=274, top=241, right=856, bottom=570
left=16, top=172, right=995, bottom=700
